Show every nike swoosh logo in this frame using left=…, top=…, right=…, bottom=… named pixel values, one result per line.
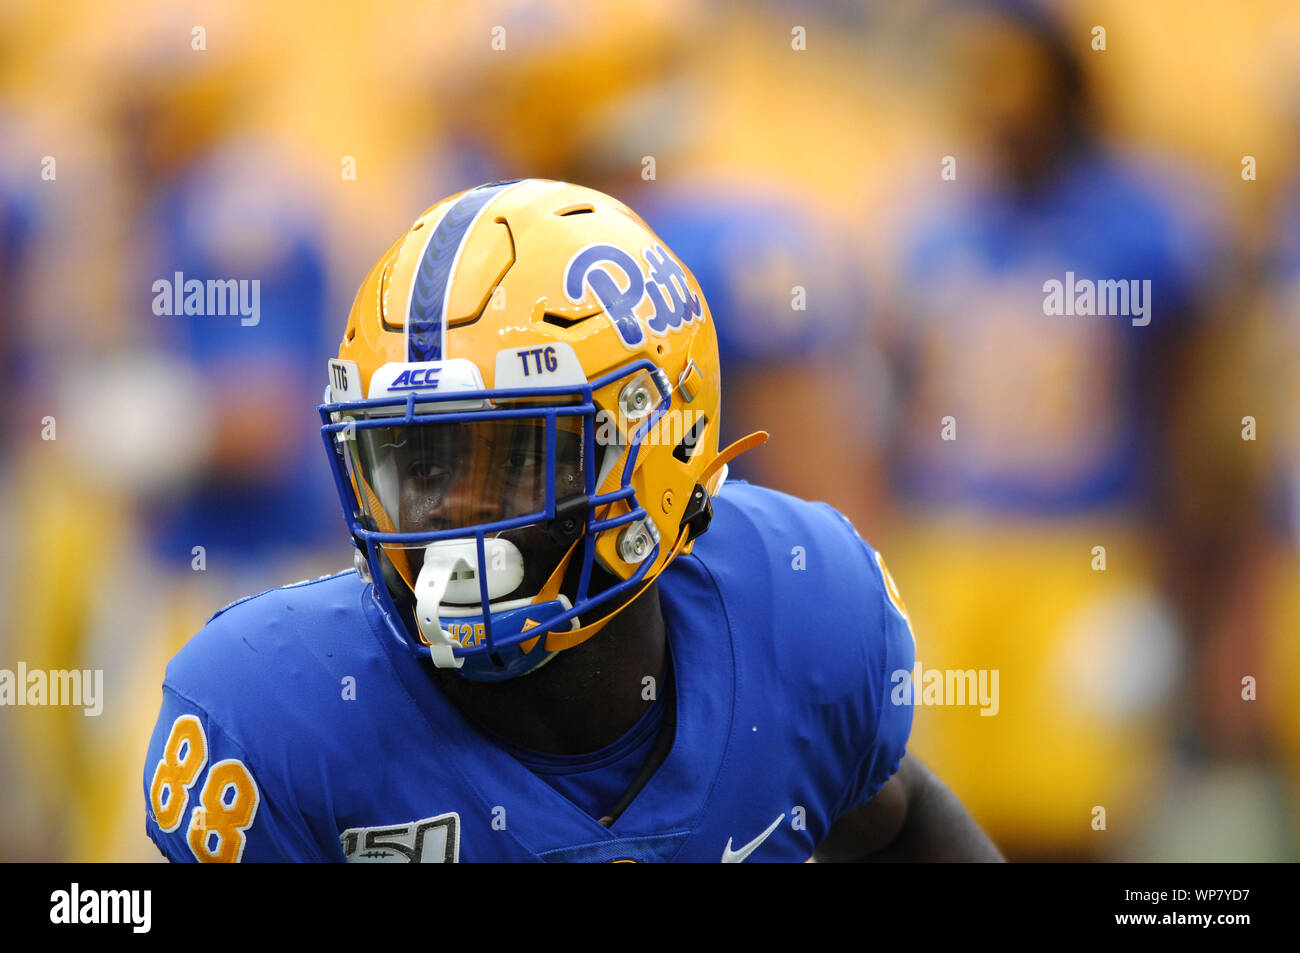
left=721, top=813, right=785, bottom=863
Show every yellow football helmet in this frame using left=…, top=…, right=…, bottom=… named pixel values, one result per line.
left=320, top=179, right=762, bottom=681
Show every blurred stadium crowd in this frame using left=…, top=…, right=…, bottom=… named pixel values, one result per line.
left=1, top=0, right=1298, bottom=861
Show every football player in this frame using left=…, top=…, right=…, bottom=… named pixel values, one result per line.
left=877, top=1, right=1220, bottom=859
left=143, top=180, right=1001, bottom=862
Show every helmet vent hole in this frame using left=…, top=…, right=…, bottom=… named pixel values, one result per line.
left=656, top=344, right=665, bottom=356
left=556, top=204, right=595, bottom=216
left=672, top=414, right=709, bottom=463
left=542, top=312, right=592, bottom=329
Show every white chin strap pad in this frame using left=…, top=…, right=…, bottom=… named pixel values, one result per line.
left=414, top=538, right=526, bottom=668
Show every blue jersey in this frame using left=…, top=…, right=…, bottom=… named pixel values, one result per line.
left=143, top=483, right=915, bottom=862
left=895, top=151, right=1219, bottom=514
left=138, top=141, right=338, bottom=568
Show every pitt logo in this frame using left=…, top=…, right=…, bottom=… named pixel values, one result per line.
left=564, top=243, right=703, bottom=349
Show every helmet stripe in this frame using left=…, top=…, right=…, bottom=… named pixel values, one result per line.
left=406, top=180, right=524, bottom=363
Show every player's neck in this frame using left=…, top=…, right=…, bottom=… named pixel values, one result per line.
left=430, top=585, right=667, bottom=756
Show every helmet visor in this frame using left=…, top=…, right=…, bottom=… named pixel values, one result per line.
left=345, top=415, right=586, bottom=537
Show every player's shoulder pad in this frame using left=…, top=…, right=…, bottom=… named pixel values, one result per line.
left=696, top=482, right=915, bottom=702
left=163, top=569, right=372, bottom=733
left=146, top=569, right=373, bottom=861
left=702, top=484, right=918, bottom=814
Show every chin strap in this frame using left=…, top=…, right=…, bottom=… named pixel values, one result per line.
left=517, top=538, right=583, bottom=655
left=539, top=521, right=694, bottom=652
left=537, top=430, right=770, bottom=654
left=701, top=430, right=768, bottom=492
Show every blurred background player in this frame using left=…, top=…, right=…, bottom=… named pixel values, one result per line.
left=2, top=9, right=343, bottom=859
left=873, top=0, right=1231, bottom=859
